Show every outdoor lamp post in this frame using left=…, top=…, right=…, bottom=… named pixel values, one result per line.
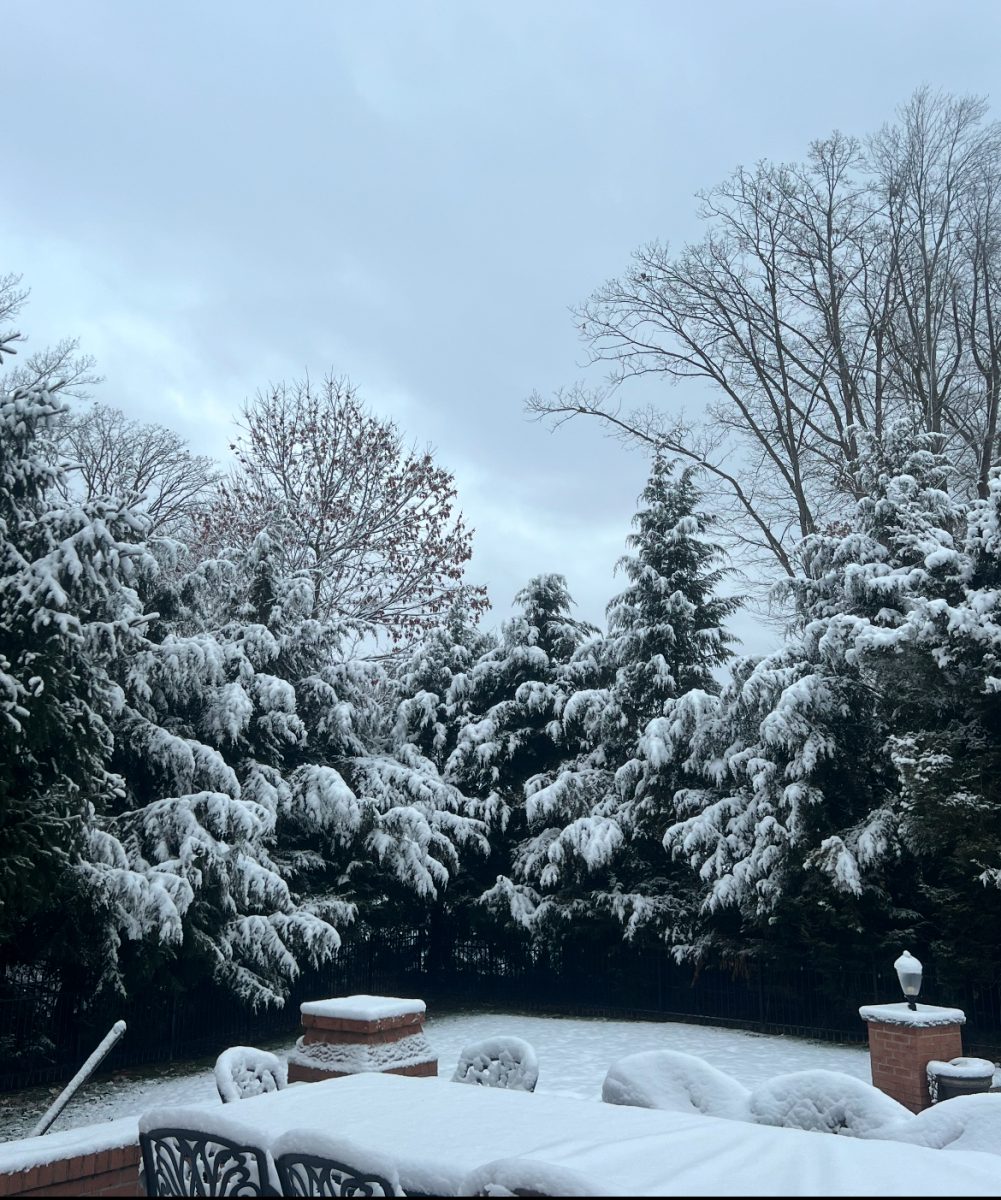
left=894, top=950, right=923, bottom=1010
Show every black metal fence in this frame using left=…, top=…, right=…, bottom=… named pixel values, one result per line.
left=2, top=931, right=999, bottom=1093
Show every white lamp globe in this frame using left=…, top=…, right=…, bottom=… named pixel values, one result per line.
left=894, top=950, right=923, bottom=1009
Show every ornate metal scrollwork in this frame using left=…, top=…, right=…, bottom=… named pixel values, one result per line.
left=275, top=1152, right=398, bottom=1197
left=140, top=1127, right=278, bottom=1196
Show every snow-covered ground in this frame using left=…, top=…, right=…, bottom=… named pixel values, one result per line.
left=0, top=1007, right=874, bottom=1142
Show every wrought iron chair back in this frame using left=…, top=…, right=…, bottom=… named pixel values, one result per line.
left=274, top=1150, right=401, bottom=1196
left=451, top=1036, right=539, bottom=1092
left=140, top=1126, right=278, bottom=1197
left=214, top=1046, right=288, bottom=1104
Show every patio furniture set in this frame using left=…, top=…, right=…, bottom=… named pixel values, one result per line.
left=137, top=1035, right=1001, bottom=1197
left=143, top=1037, right=546, bottom=1197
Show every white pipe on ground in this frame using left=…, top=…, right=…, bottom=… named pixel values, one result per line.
left=30, top=1020, right=127, bottom=1137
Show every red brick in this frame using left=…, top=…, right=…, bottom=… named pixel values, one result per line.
left=403, top=1060, right=438, bottom=1078
left=864, top=1013, right=964, bottom=1112
left=94, top=1185, right=140, bottom=1198
left=26, top=1182, right=93, bottom=1197
left=302, top=1010, right=423, bottom=1035
left=0, top=1170, right=33, bottom=1197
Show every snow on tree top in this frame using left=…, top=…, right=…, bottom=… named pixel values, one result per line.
left=300, top=994, right=426, bottom=1021
left=858, top=1002, right=966, bottom=1027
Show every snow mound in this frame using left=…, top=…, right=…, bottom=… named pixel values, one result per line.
left=452, top=1036, right=539, bottom=1092
left=601, top=1050, right=751, bottom=1121
left=459, top=1156, right=602, bottom=1197
left=214, top=1046, right=287, bottom=1103
left=863, top=1093, right=1001, bottom=1156
left=749, top=1069, right=912, bottom=1136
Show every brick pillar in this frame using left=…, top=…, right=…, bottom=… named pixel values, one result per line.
left=859, top=1002, right=966, bottom=1113
left=287, top=995, right=437, bottom=1084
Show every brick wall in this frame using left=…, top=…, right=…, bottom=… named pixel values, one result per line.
left=867, top=1021, right=963, bottom=1113
left=0, top=1143, right=141, bottom=1198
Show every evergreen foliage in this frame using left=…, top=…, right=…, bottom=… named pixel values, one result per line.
left=0, top=385, right=151, bottom=963
left=662, top=427, right=1001, bottom=972
left=0, top=370, right=489, bottom=1009
left=445, top=575, right=597, bottom=929
left=6, top=309, right=1001, bottom=1016
left=486, top=463, right=740, bottom=947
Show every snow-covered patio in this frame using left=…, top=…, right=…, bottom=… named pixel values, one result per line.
left=1, top=1006, right=999, bottom=1196
left=1, top=1008, right=876, bottom=1141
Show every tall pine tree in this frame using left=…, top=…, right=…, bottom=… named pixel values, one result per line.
left=498, top=461, right=740, bottom=947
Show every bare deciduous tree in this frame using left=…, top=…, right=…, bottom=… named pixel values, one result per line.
left=0, top=273, right=101, bottom=399
left=529, top=88, right=1001, bottom=582
left=200, top=375, right=486, bottom=640
left=57, top=404, right=222, bottom=540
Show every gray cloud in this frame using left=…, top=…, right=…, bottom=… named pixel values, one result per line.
left=5, top=0, right=1000, bottom=650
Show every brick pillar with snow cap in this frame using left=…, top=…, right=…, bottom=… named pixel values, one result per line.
left=860, top=1001, right=966, bottom=1113
left=287, top=994, right=437, bottom=1084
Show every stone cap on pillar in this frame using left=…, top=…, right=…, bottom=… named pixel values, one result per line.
left=859, top=1002, right=966, bottom=1028
left=301, top=995, right=426, bottom=1023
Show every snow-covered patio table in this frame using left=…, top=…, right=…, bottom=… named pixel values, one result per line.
left=139, top=1071, right=1001, bottom=1196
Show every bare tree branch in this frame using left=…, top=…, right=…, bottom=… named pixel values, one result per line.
left=199, top=375, right=487, bottom=641
left=530, top=88, right=1001, bottom=577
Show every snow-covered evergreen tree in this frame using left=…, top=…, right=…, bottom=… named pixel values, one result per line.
left=100, top=532, right=490, bottom=998
left=445, top=575, right=597, bottom=928
left=394, top=599, right=496, bottom=772
left=0, top=363, right=488, bottom=1008
left=660, top=426, right=984, bottom=969
left=505, top=462, right=740, bottom=946
left=0, top=382, right=152, bottom=969
left=83, top=533, right=342, bottom=1007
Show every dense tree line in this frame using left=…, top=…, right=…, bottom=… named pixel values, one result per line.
left=3, top=88, right=1001, bottom=1021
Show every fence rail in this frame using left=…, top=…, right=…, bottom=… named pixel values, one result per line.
left=2, top=932, right=999, bottom=1093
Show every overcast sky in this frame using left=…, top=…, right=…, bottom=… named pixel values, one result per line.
left=5, top=1, right=1001, bottom=654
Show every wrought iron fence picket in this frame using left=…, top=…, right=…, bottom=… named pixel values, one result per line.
left=1, top=932, right=999, bottom=1092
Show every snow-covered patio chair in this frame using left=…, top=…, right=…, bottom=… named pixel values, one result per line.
left=214, top=1045, right=288, bottom=1104
left=140, top=1126, right=277, bottom=1196
left=272, top=1128, right=404, bottom=1196
left=451, top=1036, right=539, bottom=1092
left=748, top=1068, right=911, bottom=1137
left=459, top=1156, right=597, bottom=1196
left=601, top=1049, right=751, bottom=1120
